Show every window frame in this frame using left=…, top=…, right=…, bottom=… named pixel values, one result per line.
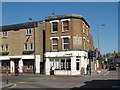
left=61, top=19, right=70, bottom=32
left=62, top=37, right=69, bottom=50
left=26, top=29, right=32, bottom=35
left=52, top=38, right=58, bottom=51
left=5, top=44, right=8, bottom=52
left=50, top=20, right=59, bottom=33
left=82, top=21, right=85, bottom=34
left=24, top=43, right=28, bottom=51
left=3, top=32, right=7, bottom=37
left=1, top=45, right=3, bottom=52
left=30, top=43, right=33, bottom=51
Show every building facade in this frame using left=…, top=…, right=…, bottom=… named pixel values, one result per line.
left=0, top=13, right=94, bottom=75
left=0, top=21, right=45, bottom=74
left=45, top=14, right=94, bottom=75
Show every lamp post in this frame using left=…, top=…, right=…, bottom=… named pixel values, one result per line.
left=29, top=18, right=36, bottom=74
left=97, top=24, right=106, bottom=69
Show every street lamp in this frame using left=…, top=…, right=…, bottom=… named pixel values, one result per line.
left=29, top=18, right=36, bottom=74
left=97, top=24, right=106, bottom=69
left=97, top=24, right=106, bottom=53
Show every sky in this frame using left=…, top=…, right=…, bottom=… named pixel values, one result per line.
left=1, top=2, right=118, bottom=55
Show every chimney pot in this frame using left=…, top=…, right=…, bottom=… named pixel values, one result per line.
left=52, top=12, right=54, bottom=16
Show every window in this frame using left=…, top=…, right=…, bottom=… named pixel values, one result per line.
left=61, top=59, right=65, bottom=70
left=66, top=59, right=71, bottom=70
left=50, top=59, right=54, bottom=69
left=3, top=32, right=7, bottom=37
left=30, top=43, right=33, bottom=50
left=62, top=21, right=69, bottom=32
left=55, top=59, right=60, bottom=70
left=52, top=22, right=58, bottom=32
left=82, top=21, right=85, bottom=34
left=27, top=62, right=30, bottom=70
left=1, top=45, right=3, bottom=52
left=83, top=37, right=86, bottom=50
left=5, top=45, right=8, bottom=52
left=3, top=63, right=7, bottom=70
left=76, top=62, right=79, bottom=70
left=26, top=29, right=32, bottom=35
left=86, top=26, right=88, bottom=36
left=24, top=43, right=28, bottom=50
left=63, top=38, right=69, bottom=50
left=52, top=38, right=58, bottom=51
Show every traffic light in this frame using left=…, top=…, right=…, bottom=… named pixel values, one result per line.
left=92, top=50, right=96, bottom=57
left=88, top=50, right=93, bottom=59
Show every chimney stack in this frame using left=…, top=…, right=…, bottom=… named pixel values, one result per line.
left=52, top=12, right=54, bottom=16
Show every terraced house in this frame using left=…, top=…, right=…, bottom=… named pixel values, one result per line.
left=0, top=13, right=94, bottom=75
left=0, top=21, right=45, bottom=74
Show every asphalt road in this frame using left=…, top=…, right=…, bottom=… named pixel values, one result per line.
left=2, top=67, right=120, bottom=89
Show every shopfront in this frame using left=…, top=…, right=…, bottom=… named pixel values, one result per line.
left=45, top=51, right=88, bottom=75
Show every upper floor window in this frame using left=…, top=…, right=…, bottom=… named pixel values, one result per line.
left=3, top=32, right=7, bottom=37
left=52, top=38, right=58, bottom=51
left=50, top=20, right=59, bottom=33
left=1, top=45, right=3, bottom=52
left=83, top=37, right=86, bottom=50
left=24, top=43, right=28, bottom=50
left=61, top=36, right=70, bottom=50
left=26, top=29, right=32, bottom=35
left=82, top=21, right=85, bottom=34
left=61, top=19, right=70, bottom=32
left=5, top=45, right=8, bottom=52
left=30, top=43, right=33, bottom=50
left=86, top=26, right=89, bottom=36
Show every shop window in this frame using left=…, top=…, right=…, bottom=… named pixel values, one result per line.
left=3, top=63, right=7, bottom=70
left=52, top=38, right=58, bottom=51
left=61, top=59, right=65, bottom=70
left=55, top=59, right=60, bottom=70
left=27, top=62, right=30, bottom=70
left=62, top=20, right=69, bottom=32
left=50, top=59, right=54, bottom=69
left=63, top=37, right=69, bottom=50
left=66, top=59, right=71, bottom=70
left=52, top=22, right=58, bottom=32
left=3, top=32, right=7, bottom=37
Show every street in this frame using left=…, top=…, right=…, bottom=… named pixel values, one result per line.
left=1, top=67, right=120, bottom=89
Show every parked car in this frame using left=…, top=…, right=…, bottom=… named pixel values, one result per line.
left=108, top=63, right=116, bottom=70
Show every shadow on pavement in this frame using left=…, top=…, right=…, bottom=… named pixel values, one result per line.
left=70, top=79, right=120, bottom=89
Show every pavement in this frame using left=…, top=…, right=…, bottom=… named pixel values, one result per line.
left=1, top=69, right=109, bottom=89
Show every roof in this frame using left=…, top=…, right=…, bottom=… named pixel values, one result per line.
left=0, top=21, right=39, bottom=31
left=45, top=14, right=90, bottom=27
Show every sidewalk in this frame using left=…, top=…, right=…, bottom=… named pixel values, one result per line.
left=0, top=82, right=14, bottom=89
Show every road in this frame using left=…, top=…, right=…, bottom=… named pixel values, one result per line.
left=1, top=67, right=120, bottom=89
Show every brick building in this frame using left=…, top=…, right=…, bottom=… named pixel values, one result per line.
left=45, top=14, right=94, bottom=75
left=0, top=13, right=94, bottom=75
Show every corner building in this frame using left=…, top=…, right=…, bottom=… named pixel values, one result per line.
left=45, top=14, right=94, bottom=75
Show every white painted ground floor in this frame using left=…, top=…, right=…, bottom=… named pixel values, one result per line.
left=45, top=51, right=90, bottom=75
left=0, top=55, right=41, bottom=74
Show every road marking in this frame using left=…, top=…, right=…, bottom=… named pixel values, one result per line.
left=9, top=83, right=16, bottom=88
left=16, top=82, right=29, bottom=84
left=104, top=71, right=110, bottom=76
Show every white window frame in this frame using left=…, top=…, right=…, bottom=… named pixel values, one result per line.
left=1, top=45, right=3, bottom=52
left=26, top=29, right=32, bottom=35
left=5, top=45, right=8, bottom=52
left=24, top=43, right=28, bottom=51
left=62, top=37, right=70, bottom=50
left=82, top=21, right=85, bottom=34
left=61, top=19, right=70, bottom=32
left=50, top=20, right=59, bottom=33
left=52, top=38, right=58, bottom=51
left=30, top=43, right=33, bottom=50
left=3, top=32, right=7, bottom=37
left=83, top=37, right=86, bottom=50
left=86, top=26, right=89, bottom=36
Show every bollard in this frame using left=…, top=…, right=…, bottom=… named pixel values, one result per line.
left=6, top=71, right=8, bottom=84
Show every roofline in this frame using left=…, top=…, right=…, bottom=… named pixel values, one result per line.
left=45, top=14, right=90, bottom=28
